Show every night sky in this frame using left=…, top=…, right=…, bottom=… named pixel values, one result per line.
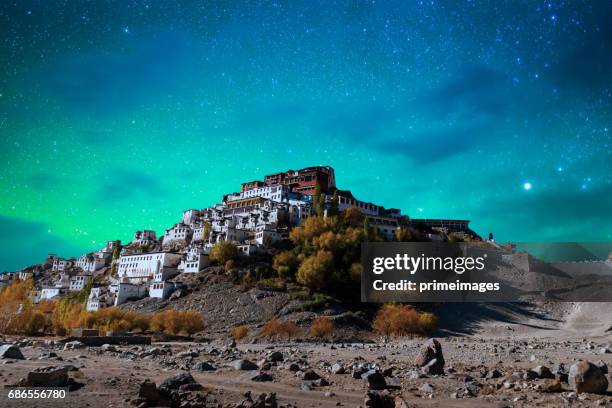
left=1, top=1, right=611, bottom=271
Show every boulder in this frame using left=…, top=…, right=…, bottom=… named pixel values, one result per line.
left=361, top=370, right=387, bottom=390
left=27, top=366, right=71, bottom=387
left=363, top=390, right=400, bottom=408
left=0, top=344, right=24, bottom=360
left=569, top=361, right=608, bottom=394
left=250, top=372, right=274, bottom=382
left=266, top=351, right=283, bottom=362
left=593, top=360, right=608, bottom=374
left=331, top=363, right=345, bottom=374
left=415, top=338, right=444, bottom=374
left=63, top=341, right=85, bottom=351
left=533, top=365, right=555, bottom=379
left=302, top=370, right=321, bottom=380
left=101, top=344, right=117, bottom=352
left=230, top=359, right=258, bottom=370
left=138, top=379, right=160, bottom=404
left=158, top=372, right=197, bottom=391
left=194, top=361, right=216, bottom=371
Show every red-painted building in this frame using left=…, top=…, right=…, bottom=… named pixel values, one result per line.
left=262, top=166, right=336, bottom=195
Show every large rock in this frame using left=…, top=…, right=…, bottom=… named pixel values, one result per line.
left=63, top=341, right=85, bottom=351
left=194, top=361, right=216, bottom=371
left=415, top=338, right=444, bottom=374
left=361, top=370, right=387, bottom=390
left=266, top=351, right=284, bottom=362
left=569, top=361, right=608, bottom=394
left=138, top=379, right=160, bottom=404
left=158, top=372, right=197, bottom=391
left=230, top=359, right=258, bottom=370
left=0, top=344, right=24, bottom=360
left=364, top=390, right=406, bottom=408
left=27, top=366, right=71, bottom=387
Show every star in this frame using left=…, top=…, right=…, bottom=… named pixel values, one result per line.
left=523, top=182, right=532, bottom=191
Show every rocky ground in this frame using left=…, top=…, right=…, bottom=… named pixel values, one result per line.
left=2, top=321, right=612, bottom=408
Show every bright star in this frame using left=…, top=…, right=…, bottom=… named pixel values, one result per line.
left=122, top=26, right=130, bottom=33
left=523, top=182, right=532, bottom=191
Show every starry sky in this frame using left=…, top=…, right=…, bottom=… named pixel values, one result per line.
left=1, top=1, right=611, bottom=271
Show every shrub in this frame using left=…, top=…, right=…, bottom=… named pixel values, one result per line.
left=225, top=259, right=235, bottom=271
left=182, top=310, right=205, bottom=337
left=260, top=318, right=300, bottom=340
left=343, top=206, right=365, bottom=227
left=231, top=325, right=249, bottom=340
left=272, top=250, right=299, bottom=279
left=417, top=312, right=439, bottom=334
left=309, top=316, right=335, bottom=338
left=373, top=304, right=438, bottom=336
left=210, top=240, right=238, bottom=264
left=296, top=250, right=334, bottom=290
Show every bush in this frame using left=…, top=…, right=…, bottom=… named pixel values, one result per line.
left=210, top=240, right=238, bottom=264
left=373, top=304, right=437, bottom=336
left=147, top=309, right=204, bottom=336
left=309, top=316, right=335, bottom=338
left=231, top=325, right=249, bottom=340
left=272, top=250, right=299, bottom=279
left=260, top=318, right=300, bottom=340
left=182, top=310, right=205, bottom=337
left=296, top=250, right=334, bottom=290
left=417, top=312, right=439, bottom=334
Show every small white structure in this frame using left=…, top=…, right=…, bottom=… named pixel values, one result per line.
left=162, top=223, right=193, bottom=245
left=76, top=253, right=107, bottom=272
left=149, top=281, right=184, bottom=299
left=237, top=244, right=260, bottom=256
left=133, top=230, right=157, bottom=245
left=254, top=226, right=282, bottom=246
left=52, top=258, right=75, bottom=272
left=69, top=274, right=93, bottom=291
left=86, top=287, right=114, bottom=312
left=40, top=287, right=65, bottom=300
left=112, top=280, right=147, bottom=306
left=178, top=246, right=210, bottom=273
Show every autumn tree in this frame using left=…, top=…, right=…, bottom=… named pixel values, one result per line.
left=296, top=250, right=335, bottom=290
left=272, top=250, right=299, bottom=279
left=343, top=206, right=364, bottom=227
left=328, top=190, right=339, bottom=216
left=210, top=240, right=238, bottom=265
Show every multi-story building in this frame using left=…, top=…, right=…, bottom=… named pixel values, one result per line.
left=111, top=280, right=147, bottom=306
left=117, top=252, right=182, bottom=283
left=133, top=230, right=157, bottom=245
left=52, top=258, right=75, bottom=272
left=178, top=245, right=210, bottom=273
left=69, top=273, right=93, bottom=291
left=86, top=287, right=115, bottom=312
left=162, top=223, right=193, bottom=246
left=263, top=166, right=336, bottom=195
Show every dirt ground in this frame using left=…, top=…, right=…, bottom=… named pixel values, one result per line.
left=2, top=302, right=612, bottom=407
